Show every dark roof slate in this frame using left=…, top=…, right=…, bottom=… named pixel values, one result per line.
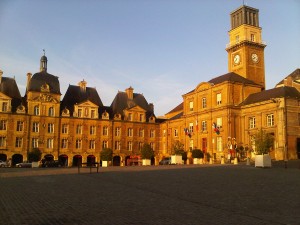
left=110, top=91, right=154, bottom=118
left=0, top=77, right=22, bottom=112
left=28, top=71, right=61, bottom=94
left=276, top=68, right=300, bottom=86
left=208, top=72, right=259, bottom=86
left=61, top=85, right=103, bottom=115
left=240, top=86, right=300, bottom=106
left=166, top=102, right=183, bottom=114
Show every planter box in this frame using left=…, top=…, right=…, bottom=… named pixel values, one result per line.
left=102, top=161, right=108, bottom=167
left=31, top=161, right=39, bottom=168
left=255, top=154, right=272, bottom=168
left=142, top=159, right=151, bottom=166
left=193, top=158, right=203, bottom=164
left=171, top=155, right=183, bottom=165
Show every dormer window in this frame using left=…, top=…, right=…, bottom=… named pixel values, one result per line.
left=2, top=102, right=8, bottom=112
left=128, top=113, right=132, bottom=121
left=217, top=93, right=222, bottom=105
left=139, top=114, right=144, bottom=122
left=34, top=106, right=40, bottom=115
left=78, top=109, right=82, bottom=117
left=48, top=107, right=54, bottom=117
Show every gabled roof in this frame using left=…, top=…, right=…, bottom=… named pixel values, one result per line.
left=110, top=91, right=154, bottom=118
left=28, top=71, right=61, bottom=94
left=166, top=102, right=183, bottom=114
left=240, top=86, right=300, bottom=106
left=208, top=72, right=260, bottom=86
left=0, top=77, right=22, bottom=112
left=169, top=111, right=183, bottom=120
left=276, top=68, right=300, bottom=86
left=61, top=85, right=103, bottom=115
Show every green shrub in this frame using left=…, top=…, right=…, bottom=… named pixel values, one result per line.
left=191, top=149, right=204, bottom=158
left=100, top=148, right=113, bottom=161
left=28, top=148, right=42, bottom=162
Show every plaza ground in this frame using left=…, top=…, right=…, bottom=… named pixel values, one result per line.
left=0, top=161, right=299, bottom=225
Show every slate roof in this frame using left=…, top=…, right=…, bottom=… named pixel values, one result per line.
left=110, top=91, right=154, bottom=119
left=166, top=102, right=183, bottom=115
left=28, top=71, right=61, bottom=94
left=61, top=85, right=103, bottom=115
left=240, top=86, right=300, bottom=106
left=208, top=72, right=260, bottom=86
left=0, top=77, right=23, bottom=112
left=276, top=69, right=300, bottom=86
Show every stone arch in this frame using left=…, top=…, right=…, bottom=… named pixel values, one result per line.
left=59, top=154, right=68, bottom=167
left=73, top=155, right=82, bottom=167
left=12, top=154, right=23, bottom=166
left=0, top=153, right=7, bottom=161
left=113, top=155, right=121, bottom=166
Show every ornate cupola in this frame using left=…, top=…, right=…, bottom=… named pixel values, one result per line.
left=40, top=49, right=48, bottom=72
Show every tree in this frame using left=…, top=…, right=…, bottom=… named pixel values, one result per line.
left=100, top=148, right=113, bottom=161
left=191, top=149, right=204, bottom=159
left=254, top=129, right=274, bottom=155
left=140, top=143, right=154, bottom=159
left=172, top=140, right=184, bottom=155
left=27, top=148, right=42, bottom=162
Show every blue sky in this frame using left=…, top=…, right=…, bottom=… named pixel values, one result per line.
left=0, top=0, right=299, bottom=116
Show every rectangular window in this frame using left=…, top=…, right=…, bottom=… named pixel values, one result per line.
left=76, top=139, right=82, bottom=149
left=251, top=34, right=255, bottom=42
left=217, top=137, right=223, bottom=151
left=90, top=125, right=96, bottom=135
left=139, top=142, right=143, bottom=150
left=61, top=139, right=68, bottom=149
left=32, top=138, right=38, bottom=148
left=128, top=128, right=133, bottom=137
left=76, top=125, right=82, bottom=134
left=48, top=107, right=54, bottom=116
left=0, top=120, right=7, bottom=130
left=62, top=124, right=68, bottom=134
left=102, top=141, right=108, bottom=149
left=267, top=114, right=274, bottom=127
left=202, top=97, right=207, bottom=108
left=47, top=138, right=53, bottom=149
left=150, top=142, right=155, bottom=151
left=128, top=113, right=132, bottom=121
left=34, top=106, right=40, bottom=115
left=103, top=126, right=108, bottom=136
left=174, top=129, right=178, bottom=137
left=89, top=140, right=95, bottom=149
left=139, top=128, right=144, bottom=137
left=235, top=35, right=240, bottom=43
left=0, top=137, right=6, bottom=147
left=189, top=101, right=193, bottom=111
left=139, top=114, right=144, bottom=122
left=217, top=117, right=222, bottom=128
left=2, top=102, right=8, bottom=112
left=17, top=121, right=24, bottom=132
left=189, top=123, right=194, bottom=133
left=128, top=141, right=132, bottom=151
left=115, top=141, right=121, bottom=150
left=150, top=129, right=155, bottom=138
left=217, top=93, right=222, bottom=105
left=115, top=127, right=121, bottom=136
left=15, top=137, right=23, bottom=148
left=78, top=109, right=82, bottom=117
left=48, top=123, right=54, bottom=133
left=91, top=110, right=95, bottom=119
left=249, top=117, right=256, bottom=129
left=32, top=122, right=39, bottom=133
left=202, top=121, right=207, bottom=131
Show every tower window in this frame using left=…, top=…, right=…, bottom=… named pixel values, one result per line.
left=251, top=34, right=255, bottom=42
left=235, top=35, right=240, bottom=43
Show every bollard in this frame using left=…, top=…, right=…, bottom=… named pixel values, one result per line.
left=234, top=157, right=238, bottom=165
left=246, top=157, right=250, bottom=166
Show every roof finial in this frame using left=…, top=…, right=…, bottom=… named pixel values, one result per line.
left=43, top=49, right=45, bottom=56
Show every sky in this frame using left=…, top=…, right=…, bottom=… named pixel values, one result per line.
left=0, top=0, right=299, bottom=116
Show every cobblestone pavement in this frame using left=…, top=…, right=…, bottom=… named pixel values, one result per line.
left=0, top=161, right=299, bottom=225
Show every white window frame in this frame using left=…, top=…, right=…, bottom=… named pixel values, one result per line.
left=217, top=93, right=222, bottom=105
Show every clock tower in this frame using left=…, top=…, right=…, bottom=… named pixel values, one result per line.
left=226, top=5, right=266, bottom=89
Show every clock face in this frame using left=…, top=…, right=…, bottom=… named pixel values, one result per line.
left=234, top=54, right=240, bottom=64
left=251, top=53, right=259, bottom=63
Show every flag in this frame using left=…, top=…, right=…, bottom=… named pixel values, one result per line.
left=195, top=120, right=199, bottom=132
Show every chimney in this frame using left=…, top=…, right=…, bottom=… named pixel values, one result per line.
left=78, top=79, right=87, bottom=92
left=149, top=103, right=154, bottom=112
left=125, top=86, right=134, bottom=99
left=27, top=73, right=32, bottom=89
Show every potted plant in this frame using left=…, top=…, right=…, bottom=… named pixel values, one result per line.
left=254, top=129, right=274, bottom=168
left=27, top=148, right=42, bottom=168
left=191, top=149, right=204, bottom=164
left=100, top=148, right=113, bottom=167
left=171, top=141, right=184, bottom=164
left=140, top=143, right=154, bottom=166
